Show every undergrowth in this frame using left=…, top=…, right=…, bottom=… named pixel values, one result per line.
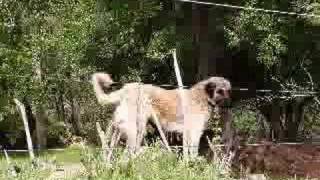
left=76, top=143, right=233, bottom=180
left=0, top=156, right=55, bottom=180
left=0, top=144, right=314, bottom=179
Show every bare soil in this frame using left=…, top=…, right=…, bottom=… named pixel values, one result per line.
left=237, top=142, right=320, bottom=178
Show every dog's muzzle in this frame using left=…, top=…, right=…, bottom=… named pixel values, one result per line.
left=208, top=98, right=232, bottom=108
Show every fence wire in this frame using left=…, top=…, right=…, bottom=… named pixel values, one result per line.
left=176, top=0, right=320, bottom=18
left=1, top=73, right=319, bottom=96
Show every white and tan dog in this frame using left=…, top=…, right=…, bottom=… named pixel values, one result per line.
left=91, top=72, right=231, bottom=156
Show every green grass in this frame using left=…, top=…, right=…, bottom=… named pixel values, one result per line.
left=4, top=143, right=231, bottom=179
left=0, top=146, right=83, bottom=179
left=0, top=155, right=52, bottom=179
left=41, top=147, right=82, bottom=165
left=76, top=144, right=233, bottom=180
left=0, top=146, right=82, bottom=164
left=0, top=144, right=313, bottom=180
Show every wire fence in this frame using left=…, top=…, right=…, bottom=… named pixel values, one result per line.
left=176, top=0, right=320, bottom=18
left=1, top=73, right=319, bottom=96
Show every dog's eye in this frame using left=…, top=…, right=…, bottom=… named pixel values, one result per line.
left=216, top=89, right=224, bottom=96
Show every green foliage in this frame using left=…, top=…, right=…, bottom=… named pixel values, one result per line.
left=0, top=0, right=177, bottom=146
left=0, top=0, right=98, bottom=146
left=224, top=0, right=320, bottom=84
left=0, top=0, right=95, bottom=100
left=87, top=0, right=175, bottom=82
left=225, top=0, right=320, bottom=139
left=146, top=25, right=176, bottom=61
left=233, top=107, right=258, bottom=142
left=225, top=0, right=287, bottom=68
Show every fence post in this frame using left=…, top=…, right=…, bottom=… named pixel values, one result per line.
left=172, top=50, right=189, bottom=159
left=13, top=98, right=35, bottom=161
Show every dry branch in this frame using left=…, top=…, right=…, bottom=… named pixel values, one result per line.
left=206, top=136, right=232, bottom=175
left=151, top=110, right=171, bottom=152
left=96, top=122, right=108, bottom=162
left=106, top=128, right=121, bottom=162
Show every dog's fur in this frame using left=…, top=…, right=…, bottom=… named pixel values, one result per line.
left=91, top=72, right=231, bottom=156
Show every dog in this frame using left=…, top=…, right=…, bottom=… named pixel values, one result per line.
left=91, top=72, right=231, bottom=156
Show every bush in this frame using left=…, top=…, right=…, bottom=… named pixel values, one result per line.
left=233, top=107, right=259, bottom=143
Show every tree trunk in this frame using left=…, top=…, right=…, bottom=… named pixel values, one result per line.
left=70, top=98, right=82, bottom=136
left=256, top=113, right=270, bottom=141
left=286, top=99, right=307, bottom=142
left=259, top=102, right=283, bottom=141
left=192, top=5, right=209, bottom=80
left=270, top=101, right=283, bottom=141
left=32, top=48, right=48, bottom=149
left=56, top=88, right=66, bottom=125
left=35, top=105, right=48, bottom=149
left=221, top=108, right=240, bottom=168
left=259, top=97, right=311, bottom=142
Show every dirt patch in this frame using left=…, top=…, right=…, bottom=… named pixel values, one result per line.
left=237, top=142, right=320, bottom=178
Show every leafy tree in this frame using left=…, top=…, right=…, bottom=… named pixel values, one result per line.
left=0, top=0, right=177, bottom=148
left=225, top=0, right=320, bottom=141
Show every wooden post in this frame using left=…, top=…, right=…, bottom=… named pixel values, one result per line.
left=172, top=50, right=189, bottom=158
left=14, top=98, right=35, bottom=160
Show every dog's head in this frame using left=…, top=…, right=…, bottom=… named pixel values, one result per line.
left=91, top=72, right=114, bottom=87
left=202, top=77, right=232, bottom=107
